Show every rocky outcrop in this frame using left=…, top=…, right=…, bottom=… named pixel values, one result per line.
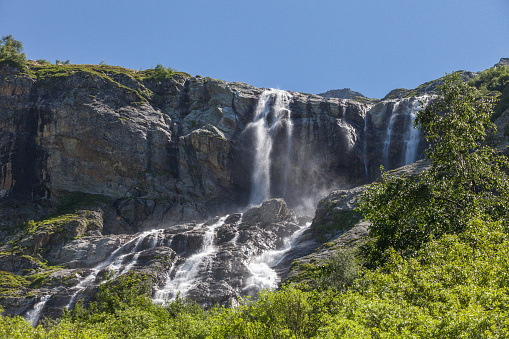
left=495, top=58, right=509, bottom=67
left=285, top=159, right=431, bottom=285
left=318, top=88, right=366, bottom=100
left=0, top=198, right=306, bottom=319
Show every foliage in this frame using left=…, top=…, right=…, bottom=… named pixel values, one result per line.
left=318, top=218, right=509, bottom=338
left=360, top=74, right=509, bottom=266
left=35, top=59, right=51, bottom=65
left=318, top=248, right=360, bottom=291
left=469, top=65, right=509, bottom=94
left=469, top=65, right=509, bottom=120
left=0, top=35, right=26, bottom=68
left=143, top=63, right=177, bottom=80
left=0, top=270, right=29, bottom=296
left=55, top=59, right=71, bottom=65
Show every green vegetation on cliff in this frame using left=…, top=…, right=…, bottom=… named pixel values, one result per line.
left=469, top=64, right=509, bottom=121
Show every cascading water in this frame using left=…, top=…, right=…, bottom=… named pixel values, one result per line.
left=363, top=113, right=369, bottom=177
left=243, top=222, right=311, bottom=294
left=153, top=216, right=228, bottom=304
left=119, top=229, right=164, bottom=275
left=403, top=96, right=430, bottom=165
left=383, top=101, right=400, bottom=169
left=247, top=89, right=293, bottom=205
left=24, top=294, right=52, bottom=326
left=66, top=229, right=161, bottom=310
left=382, top=96, right=431, bottom=168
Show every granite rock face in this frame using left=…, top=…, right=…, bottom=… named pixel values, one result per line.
left=0, top=65, right=385, bottom=227
left=318, top=88, right=366, bottom=100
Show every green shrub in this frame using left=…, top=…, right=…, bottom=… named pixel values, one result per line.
left=318, top=248, right=359, bottom=291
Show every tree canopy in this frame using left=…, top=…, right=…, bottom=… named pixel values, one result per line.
left=0, top=35, right=26, bottom=68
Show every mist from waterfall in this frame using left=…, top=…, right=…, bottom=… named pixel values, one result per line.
left=243, top=222, right=311, bottom=294
left=383, top=101, right=400, bottom=169
left=363, top=113, right=369, bottom=177
left=247, top=89, right=293, bottom=205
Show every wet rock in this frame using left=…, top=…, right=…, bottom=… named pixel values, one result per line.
left=45, top=235, right=126, bottom=268
left=242, top=199, right=297, bottom=226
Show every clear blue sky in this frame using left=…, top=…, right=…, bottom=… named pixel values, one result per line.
left=1, top=0, right=508, bottom=98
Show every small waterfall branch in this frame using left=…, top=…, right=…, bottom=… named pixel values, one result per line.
left=243, top=222, right=311, bottom=294
left=153, top=216, right=228, bottom=304
left=24, top=294, right=52, bottom=327
left=65, top=229, right=162, bottom=310
left=403, top=95, right=430, bottom=165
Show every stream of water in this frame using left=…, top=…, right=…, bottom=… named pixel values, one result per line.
left=153, top=216, right=228, bottom=304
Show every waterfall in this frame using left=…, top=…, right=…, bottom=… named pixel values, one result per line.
left=153, top=216, right=228, bottom=304
left=66, top=229, right=161, bottom=310
left=383, top=101, right=400, bottom=169
left=24, top=294, right=51, bottom=327
left=120, top=229, right=163, bottom=275
left=248, top=89, right=293, bottom=205
left=382, top=96, right=431, bottom=169
left=363, top=114, right=368, bottom=177
left=243, top=222, right=311, bottom=294
left=403, top=96, right=429, bottom=165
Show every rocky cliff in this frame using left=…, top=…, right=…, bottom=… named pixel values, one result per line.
left=0, top=64, right=431, bottom=228
left=0, top=62, right=450, bottom=322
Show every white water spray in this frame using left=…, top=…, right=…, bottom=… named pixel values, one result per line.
left=24, top=294, right=51, bottom=327
left=248, top=89, right=293, bottom=205
left=66, top=229, right=161, bottom=310
left=363, top=114, right=369, bottom=177
left=403, top=96, right=429, bottom=165
left=383, top=101, right=400, bottom=168
left=153, top=216, right=228, bottom=304
left=244, top=222, right=311, bottom=293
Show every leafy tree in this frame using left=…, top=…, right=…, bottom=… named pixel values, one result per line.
left=149, top=63, right=175, bottom=80
left=359, top=74, right=509, bottom=266
left=318, top=248, right=359, bottom=291
left=0, top=35, right=26, bottom=68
